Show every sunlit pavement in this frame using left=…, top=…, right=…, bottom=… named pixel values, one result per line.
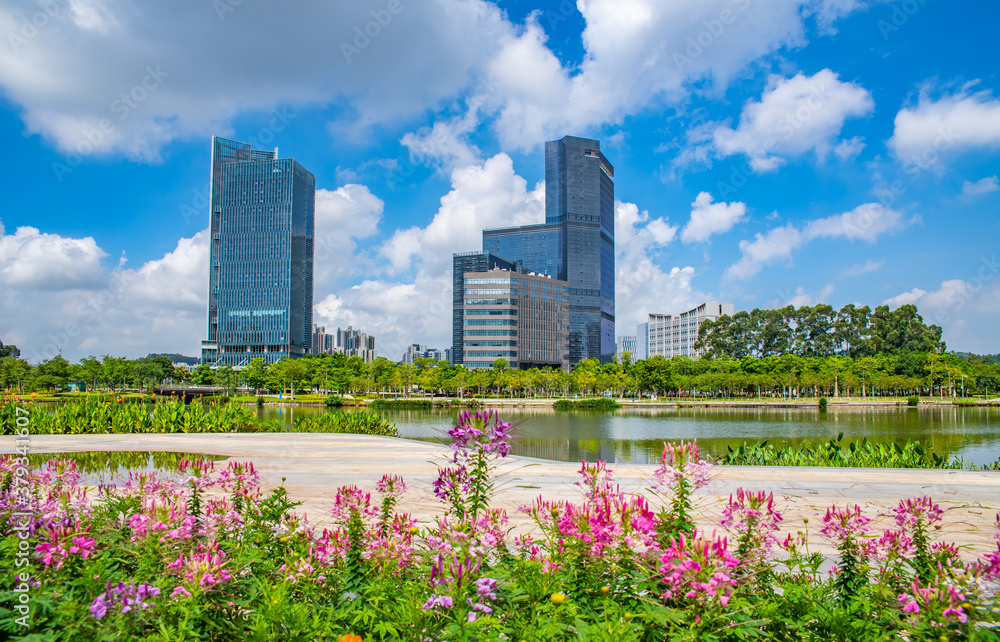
left=8, top=433, right=999, bottom=557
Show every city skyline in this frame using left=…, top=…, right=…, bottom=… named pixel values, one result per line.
left=1, top=1, right=999, bottom=362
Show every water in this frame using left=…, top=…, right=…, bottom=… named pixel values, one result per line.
left=257, top=405, right=1000, bottom=466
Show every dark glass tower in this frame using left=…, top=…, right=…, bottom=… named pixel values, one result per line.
left=201, top=136, right=315, bottom=366
left=483, top=135, right=614, bottom=364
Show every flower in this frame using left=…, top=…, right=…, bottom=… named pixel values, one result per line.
left=338, top=635, right=364, bottom=642
left=550, top=592, right=566, bottom=605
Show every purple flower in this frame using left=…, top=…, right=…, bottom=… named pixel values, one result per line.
left=89, top=593, right=108, bottom=619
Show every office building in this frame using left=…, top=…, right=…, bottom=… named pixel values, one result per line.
left=451, top=251, right=524, bottom=366
left=462, top=268, right=569, bottom=370
left=616, top=335, right=637, bottom=359
left=336, top=326, right=377, bottom=362
left=635, top=322, right=649, bottom=360
left=646, top=302, right=735, bottom=359
left=201, top=136, right=315, bottom=366
left=482, top=135, right=614, bottom=365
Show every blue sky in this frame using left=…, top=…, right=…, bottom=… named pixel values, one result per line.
left=0, top=0, right=998, bottom=363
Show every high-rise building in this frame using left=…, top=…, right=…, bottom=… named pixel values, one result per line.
left=482, top=135, right=614, bottom=365
left=646, top=302, right=735, bottom=359
left=336, top=326, right=377, bottom=362
left=311, top=325, right=335, bottom=355
left=451, top=251, right=524, bottom=366
left=201, top=136, right=315, bottom=366
left=635, top=322, right=649, bottom=360
left=461, top=268, right=569, bottom=370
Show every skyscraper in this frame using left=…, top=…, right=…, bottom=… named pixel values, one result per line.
left=483, top=135, right=615, bottom=364
left=201, top=136, right=315, bottom=366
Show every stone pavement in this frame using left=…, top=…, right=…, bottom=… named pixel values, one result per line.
left=5, top=433, right=999, bottom=557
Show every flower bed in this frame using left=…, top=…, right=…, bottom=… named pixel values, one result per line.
left=1, top=410, right=998, bottom=640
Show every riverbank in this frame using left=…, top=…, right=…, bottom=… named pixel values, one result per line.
left=7, top=433, right=998, bottom=558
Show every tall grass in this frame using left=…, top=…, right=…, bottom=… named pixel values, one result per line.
left=292, top=410, right=397, bottom=436
left=717, top=433, right=973, bottom=469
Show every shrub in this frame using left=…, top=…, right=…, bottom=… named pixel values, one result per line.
left=554, top=398, right=621, bottom=411
left=325, top=395, right=344, bottom=407
left=369, top=398, right=432, bottom=409
left=819, top=397, right=828, bottom=409
left=908, top=396, right=920, bottom=407
left=292, top=410, right=397, bottom=436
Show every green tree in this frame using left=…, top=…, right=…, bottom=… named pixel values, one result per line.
left=242, top=357, right=269, bottom=394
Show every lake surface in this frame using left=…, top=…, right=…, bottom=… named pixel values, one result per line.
left=258, top=405, right=1000, bottom=466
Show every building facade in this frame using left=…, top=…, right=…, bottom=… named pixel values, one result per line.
left=635, top=322, right=649, bottom=360
left=402, top=345, right=444, bottom=364
left=645, top=302, right=735, bottom=359
left=336, top=326, right=377, bottom=362
left=451, top=251, right=524, bottom=366
left=201, top=136, right=315, bottom=366
left=462, top=268, right=569, bottom=370
left=311, top=325, right=335, bottom=355
left=481, top=135, right=614, bottom=365
left=616, top=335, right=637, bottom=359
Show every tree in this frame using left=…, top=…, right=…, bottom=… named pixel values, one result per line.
left=0, top=357, right=30, bottom=392
left=191, top=365, right=217, bottom=386
left=33, top=355, right=73, bottom=391
left=270, top=359, right=308, bottom=400
left=242, top=357, right=269, bottom=394
left=0, top=340, right=20, bottom=358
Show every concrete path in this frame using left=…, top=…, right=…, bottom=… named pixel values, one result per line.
left=6, top=433, right=999, bottom=557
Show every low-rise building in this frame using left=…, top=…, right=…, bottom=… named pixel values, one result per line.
left=644, top=302, right=735, bottom=359
left=462, top=267, right=569, bottom=370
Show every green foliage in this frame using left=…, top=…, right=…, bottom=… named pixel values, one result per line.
left=908, top=395, right=920, bottom=406
left=369, top=398, right=432, bottom=409
left=292, top=410, right=397, bottom=436
left=818, top=396, right=828, bottom=409
left=26, top=451, right=224, bottom=473
left=553, top=398, right=621, bottom=411
left=325, top=395, right=344, bottom=407
left=718, top=434, right=974, bottom=469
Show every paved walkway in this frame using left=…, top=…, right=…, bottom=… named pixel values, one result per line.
left=6, top=434, right=999, bottom=557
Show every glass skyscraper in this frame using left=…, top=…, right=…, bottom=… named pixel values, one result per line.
left=451, top=251, right=523, bottom=365
left=483, top=135, right=615, bottom=364
left=201, top=136, right=315, bottom=366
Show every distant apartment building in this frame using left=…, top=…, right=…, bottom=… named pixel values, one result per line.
left=616, top=335, right=637, bottom=359
left=201, top=136, right=315, bottom=366
left=461, top=267, right=570, bottom=370
left=635, top=322, right=649, bottom=360
left=402, top=345, right=444, bottom=364
left=336, top=326, right=377, bottom=362
left=310, top=325, right=335, bottom=355
left=644, top=302, right=734, bottom=359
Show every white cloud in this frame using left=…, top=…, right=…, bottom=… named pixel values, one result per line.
left=615, top=201, right=706, bottom=331
left=313, top=185, right=383, bottom=295
left=725, top=224, right=804, bottom=280
left=962, top=176, right=999, bottom=197
left=0, top=0, right=513, bottom=160
left=0, top=225, right=209, bottom=362
left=0, top=223, right=107, bottom=290
left=882, top=275, right=1000, bottom=352
left=772, top=283, right=835, bottom=307
left=804, top=202, right=911, bottom=242
left=711, top=69, right=874, bottom=172
left=725, top=203, right=911, bottom=280
left=378, top=153, right=543, bottom=274
left=841, top=259, right=884, bottom=277
left=680, top=192, right=747, bottom=243
left=318, top=153, right=543, bottom=358
left=889, top=87, right=1000, bottom=166
left=833, top=136, right=865, bottom=161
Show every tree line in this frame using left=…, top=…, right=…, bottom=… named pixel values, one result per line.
left=693, top=303, right=945, bottom=359
left=2, top=348, right=998, bottom=400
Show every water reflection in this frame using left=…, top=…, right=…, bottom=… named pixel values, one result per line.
left=254, top=405, right=1000, bottom=466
